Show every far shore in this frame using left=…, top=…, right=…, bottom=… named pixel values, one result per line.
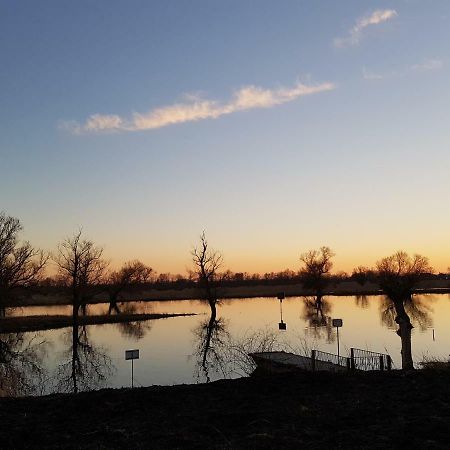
left=6, top=279, right=450, bottom=308
left=0, top=312, right=197, bottom=333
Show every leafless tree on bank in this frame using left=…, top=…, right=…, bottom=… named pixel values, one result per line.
left=0, top=212, right=48, bottom=314
left=106, top=260, right=153, bottom=314
left=299, top=246, right=334, bottom=298
left=54, top=229, right=107, bottom=314
left=54, top=230, right=109, bottom=392
left=191, top=231, right=223, bottom=320
left=376, top=251, right=433, bottom=370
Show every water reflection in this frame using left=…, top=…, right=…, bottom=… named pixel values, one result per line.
left=108, top=302, right=153, bottom=340
left=56, top=323, right=114, bottom=394
left=378, top=294, right=434, bottom=369
left=193, top=312, right=229, bottom=383
left=354, top=295, right=369, bottom=309
left=302, top=296, right=335, bottom=342
left=379, top=295, right=433, bottom=331
left=0, top=332, right=48, bottom=396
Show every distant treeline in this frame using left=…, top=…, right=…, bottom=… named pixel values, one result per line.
left=36, top=267, right=446, bottom=292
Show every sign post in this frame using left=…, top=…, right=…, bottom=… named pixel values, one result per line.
left=125, top=349, right=140, bottom=388
left=332, top=319, right=343, bottom=357
left=277, top=292, right=286, bottom=330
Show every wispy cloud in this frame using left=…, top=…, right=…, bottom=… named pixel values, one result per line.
left=411, top=59, right=444, bottom=72
left=362, top=59, right=444, bottom=80
left=334, top=9, right=398, bottom=48
left=60, top=80, right=336, bottom=134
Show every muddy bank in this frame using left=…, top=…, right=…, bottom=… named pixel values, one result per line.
left=0, top=312, right=196, bottom=333
left=1, top=370, right=449, bottom=449
left=9, top=279, right=450, bottom=307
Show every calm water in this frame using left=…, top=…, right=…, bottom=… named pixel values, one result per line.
left=2, top=294, right=450, bottom=396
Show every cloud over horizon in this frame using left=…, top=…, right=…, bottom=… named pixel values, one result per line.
left=334, top=9, right=398, bottom=48
left=60, top=80, right=336, bottom=134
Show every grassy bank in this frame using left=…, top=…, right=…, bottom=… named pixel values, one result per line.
left=1, top=369, right=450, bottom=448
left=0, top=312, right=196, bottom=333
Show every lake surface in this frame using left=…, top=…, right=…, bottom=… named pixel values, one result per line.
left=2, top=294, right=450, bottom=396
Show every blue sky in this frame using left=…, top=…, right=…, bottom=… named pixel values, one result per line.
left=1, top=0, right=450, bottom=274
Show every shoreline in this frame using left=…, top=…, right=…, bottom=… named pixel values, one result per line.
left=0, top=312, right=197, bottom=333
left=7, top=279, right=450, bottom=307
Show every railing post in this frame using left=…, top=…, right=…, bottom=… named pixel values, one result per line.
left=379, top=355, right=384, bottom=371
left=350, top=348, right=355, bottom=371
left=346, top=357, right=351, bottom=372
left=386, top=355, right=392, bottom=371
left=311, top=350, right=316, bottom=372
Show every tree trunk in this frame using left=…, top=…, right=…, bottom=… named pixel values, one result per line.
left=71, top=303, right=79, bottom=393
left=393, top=299, right=414, bottom=371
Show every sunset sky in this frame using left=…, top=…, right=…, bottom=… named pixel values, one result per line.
left=1, top=1, right=450, bottom=274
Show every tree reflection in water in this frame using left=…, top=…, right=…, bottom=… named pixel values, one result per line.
left=108, top=302, right=153, bottom=340
left=56, top=323, right=114, bottom=394
left=380, top=294, right=433, bottom=331
left=302, top=296, right=335, bottom=343
left=0, top=332, right=48, bottom=396
left=193, top=315, right=283, bottom=381
left=193, top=312, right=229, bottom=383
left=354, top=295, right=369, bottom=309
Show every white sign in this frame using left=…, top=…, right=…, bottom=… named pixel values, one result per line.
left=125, top=349, right=140, bottom=360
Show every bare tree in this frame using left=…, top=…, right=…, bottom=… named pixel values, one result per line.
left=0, top=212, right=48, bottom=313
left=54, top=230, right=108, bottom=392
left=376, top=251, right=433, bottom=370
left=54, top=229, right=107, bottom=316
left=106, top=260, right=153, bottom=314
left=191, top=231, right=223, bottom=319
left=299, top=246, right=334, bottom=297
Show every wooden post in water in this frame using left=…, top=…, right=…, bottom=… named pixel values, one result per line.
left=311, top=350, right=316, bottom=371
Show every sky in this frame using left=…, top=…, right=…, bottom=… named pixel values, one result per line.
left=1, top=0, right=450, bottom=275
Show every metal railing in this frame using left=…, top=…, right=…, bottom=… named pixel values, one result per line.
left=350, top=348, right=392, bottom=371
left=310, top=348, right=392, bottom=372
left=311, top=350, right=350, bottom=371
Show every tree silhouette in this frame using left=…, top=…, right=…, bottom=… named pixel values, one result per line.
left=106, top=260, right=153, bottom=314
left=54, top=230, right=109, bottom=391
left=56, top=323, right=113, bottom=393
left=0, top=212, right=47, bottom=314
left=0, top=332, right=48, bottom=396
left=54, top=229, right=107, bottom=314
left=193, top=312, right=228, bottom=383
left=191, top=231, right=223, bottom=319
left=299, top=246, right=334, bottom=297
left=376, top=251, right=433, bottom=370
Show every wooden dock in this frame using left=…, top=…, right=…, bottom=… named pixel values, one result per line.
left=250, top=348, right=392, bottom=373
left=249, top=351, right=347, bottom=373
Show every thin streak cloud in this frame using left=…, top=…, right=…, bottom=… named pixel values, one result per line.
left=334, top=9, right=398, bottom=48
left=362, top=59, right=444, bottom=80
left=61, top=80, right=335, bottom=134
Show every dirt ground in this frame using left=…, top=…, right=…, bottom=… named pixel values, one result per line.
left=1, top=369, right=450, bottom=449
